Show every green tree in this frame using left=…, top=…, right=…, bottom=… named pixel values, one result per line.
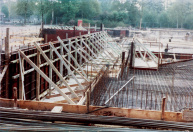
left=78, top=0, right=100, bottom=19
left=142, top=9, right=157, bottom=28
left=16, top=0, right=34, bottom=24
left=168, top=0, right=192, bottom=28
left=126, top=0, right=139, bottom=26
left=1, top=5, right=9, bottom=18
left=158, top=12, right=170, bottom=28
left=34, top=0, right=51, bottom=24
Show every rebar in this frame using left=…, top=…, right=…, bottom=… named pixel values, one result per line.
left=91, top=60, right=193, bottom=112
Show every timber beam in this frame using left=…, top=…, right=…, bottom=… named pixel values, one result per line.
left=0, top=98, right=185, bottom=122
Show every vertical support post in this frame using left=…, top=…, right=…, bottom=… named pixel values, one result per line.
left=41, top=21, right=44, bottom=31
left=60, top=42, right=64, bottom=77
left=0, top=39, right=2, bottom=72
left=19, top=56, right=24, bottom=100
left=95, top=24, right=97, bottom=31
left=121, top=52, right=125, bottom=79
left=88, top=23, right=90, bottom=34
left=86, top=90, right=90, bottom=113
left=80, top=36, right=83, bottom=65
left=13, top=87, right=17, bottom=108
left=36, top=50, right=40, bottom=101
left=74, top=26, right=76, bottom=37
left=100, top=23, right=103, bottom=31
left=130, top=42, right=134, bottom=68
left=161, top=97, right=166, bottom=120
left=0, top=39, right=3, bottom=91
left=5, top=28, right=10, bottom=98
left=45, top=34, right=48, bottom=43
left=75, top=41, right=78, bottom=68
left=68, top=40, right=71, bottom=75
left=122, top=52, right=125, bottom=64
left=49, top=49, right=53, bottom=96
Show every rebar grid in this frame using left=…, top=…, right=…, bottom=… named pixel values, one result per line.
left=91, top=60, right=193, bottom=112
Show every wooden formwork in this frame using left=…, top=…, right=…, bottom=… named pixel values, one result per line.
left=0, top=30, right=120, bottom=105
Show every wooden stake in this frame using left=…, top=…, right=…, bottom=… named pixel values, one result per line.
left=161, top=97, right=166, bottom=120
left=86, top=90, right=90, bottom=113
left=36, top=50, right=40, bottom=101
left=5, top=28, right=10, bottom=98
left=45, top=34, right=48, bottom=43
left=13, top=87, right=17, bottom=107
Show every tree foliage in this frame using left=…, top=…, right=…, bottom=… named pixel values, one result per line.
left=3, top=0, right=193, bottom=29
left=1, top=5, right=9, bottom=18
left=16, top=0, right=34, bottom=24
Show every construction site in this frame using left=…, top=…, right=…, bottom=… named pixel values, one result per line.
left=0, top=22, right=193, bottom=131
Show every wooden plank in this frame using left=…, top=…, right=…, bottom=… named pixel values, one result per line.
left=0, top=98, right=185, bottom=122
left=57, top=37, right=88, bottom=80
left=59, top=82, right=89, bottom=89
left=46, top=89, right=85, bottom=99
left=49, top=42, right=85, bottom=90
left=18, top=50, right=76, bottom=105
left=10, top=36, right=44, bottom=40
left=34, top=42, right=79, bottom=98
left=0, top=65, right=8, bottom=83
left=51, top=106, right=63, bottom=113
left=54, top=97, right=80, bottom=103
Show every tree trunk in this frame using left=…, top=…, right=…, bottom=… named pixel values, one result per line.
left=140, top=18, right=142, bottom=30
left=177, top=19, right=178, bottom=29
left=52, top=9, right=54, bottom=25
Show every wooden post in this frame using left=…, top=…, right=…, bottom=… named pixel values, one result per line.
left=122, top=52, right=125, bottom=64
left=36, top=50, right=40, bottom=101
left=41, top=21, right=44, bottom=31
left=60, top=41, right=64, bottom=77
left=75, top=40, right=78, bottom=68
left=100, top=23, right=103, bottom=31
left=130, top=42, right=134, bottom=68
left=49, top=49, right=53, bottom=96
left=161, top=97, right=166, bottom=120
left=13, top=87, right=17, bottom=107
left=88, top=23, right=90, bottom=34
left=19, top=50, right=76, bottom=104
left=86, top=90, right=90, bottom=113
left=95, top=24, right=97, bottom=31
left=5, top=28, right=10, bottom=98
left=74, top=26, right=76, bottom=37
left=80, top=36, right=83, bottom=65
left=19, top=56, right=24, bottom=100
left=68, top=40, right=71, bottom=75
left=0, top=38, right=3, bottom=91
left=45, top=34, right=48, bottom=43
left=121, top=51, right=125, bottom=79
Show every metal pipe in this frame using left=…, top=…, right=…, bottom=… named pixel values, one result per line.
left=104, top=76, right=135, bottom=105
